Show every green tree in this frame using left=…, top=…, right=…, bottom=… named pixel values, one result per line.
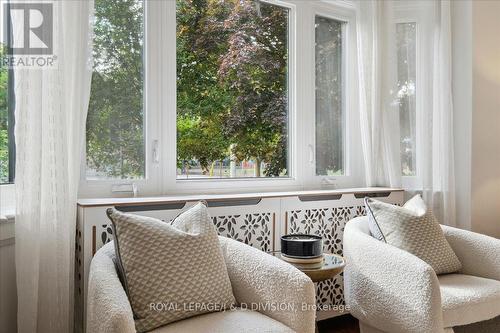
left=176, top=0, right=233, bottom=175
left=0, top=44, right=9, bottom=183
left=218, top=0, right=288, bottom=177
left=177, top=115, right=228, bottom=175
left=178, top=0, right=289, bottom=177
left=88, top=0, right=289, bottom=179
left=86, top=0, right=144, bottom=178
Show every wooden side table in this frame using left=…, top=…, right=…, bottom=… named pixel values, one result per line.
left=269, top=252, right=345, bottom=282
left=269, top=252, right=345, bottom=333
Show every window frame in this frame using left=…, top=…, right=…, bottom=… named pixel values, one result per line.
left=79, top=0, right=363, bottom=198
left=394, top=1, right=434, bottom=190
left=0, top=0, right=15, bottom=214
left=314, top=14, right=347, bottom=177
left=174, top=0, right=293, bottom=182
left=1, top=0, right=15, bottom=185
left=162, top=0, right=302, bottom=195
left=0, top=68, right=16, bottom=208
left=308, top=2, right=363, bottom=189
left=80, top=0, right=161, bottom=197
left=6, top=63, right=14, bottom=183
left=0, top=1, right=16, bottom=217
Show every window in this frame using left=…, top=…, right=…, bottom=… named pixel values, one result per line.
left=0, top=17, right=14, bottom=185
left=81, top=0, right=362, bottom=196
left=0, top=45, right=9, bottom=183
left=396, top=22, right=417, bottom=176
left=315, top=16, right=344, bottom=176
left=176, top=0, right=289, bottom=179
left=86, top=0, right=145, bottom=180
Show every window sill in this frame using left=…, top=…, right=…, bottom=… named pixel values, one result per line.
left=0, top=213, right=15, bottom=245
left=77, top=186, right=403, bottom=207
left=0, top=183, right=15, bottom=216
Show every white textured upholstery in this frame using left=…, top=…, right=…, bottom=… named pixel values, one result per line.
left=344, top=217, right=443, bottom=333
left=87, top=237, right=315, bottom=333
left=86, top=243, right=136, bottom=333
left=439, top=274, right=500, bottom=327
left=218, top=236, right=316, bottom=333
left=150, top=309, right=295, bottom=333
left=343, top=216, right=500, bottom=333
left=442, top=225, right=500, bottom=281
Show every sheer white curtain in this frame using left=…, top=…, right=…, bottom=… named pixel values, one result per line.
left=356, top=0, right=456, bottom=226
left=14, top=1, right=93, bottom=332
left=355, top=0, right=401, bottom=188
left=426, top=0, right=456, bottom=227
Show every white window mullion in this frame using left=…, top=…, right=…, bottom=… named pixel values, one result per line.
left=160, top=0, right=177, bottom=195
left=143, top=0, right=163, bottom=196
left=296, top=3, right=316, bottom=190
left=344, top=9, right=364, bottom=188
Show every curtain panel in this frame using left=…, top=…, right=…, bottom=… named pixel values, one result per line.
left=13, top=1, right=94, bottom=332
left=356, top=0, right=457, bottom=227
left=355, top=0, right=401, bottom=189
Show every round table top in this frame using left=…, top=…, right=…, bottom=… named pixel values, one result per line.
left=269, top=252, right=345, bottom=283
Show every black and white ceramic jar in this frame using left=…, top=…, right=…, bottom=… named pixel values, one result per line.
left=281, top=234, right=323, bottom=258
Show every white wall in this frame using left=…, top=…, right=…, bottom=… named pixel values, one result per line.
left=471, top=0, right=500, bottom=238
left=452, top=0, right=500, bottom=238
left=451, top=0, right=473, bottom=231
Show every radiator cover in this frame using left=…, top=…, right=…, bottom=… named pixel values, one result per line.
left=75, top=188, right=403, bottom=332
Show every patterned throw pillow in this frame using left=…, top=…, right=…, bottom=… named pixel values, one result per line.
left=365, top=195, right=462, bottom=275
left=364, top=197, right=385, bottom=241
left=106, top=202, right=236, bottom=333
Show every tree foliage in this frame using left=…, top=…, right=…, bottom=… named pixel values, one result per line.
left=0, top=45, right=9, bottom=183
left=177, top=0, right=288, bottom=177
left=176, top=0, right=232, bottom=173
left=88, top=0, right=289, bottom=179
left=86, top=0, right=144, bottom=178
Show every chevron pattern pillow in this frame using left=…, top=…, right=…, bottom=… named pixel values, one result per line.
left=106, top=202, right=236, bottom=333
left=365, top=195, right=462, bottom=275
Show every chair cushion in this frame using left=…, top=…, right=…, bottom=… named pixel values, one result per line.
left=365, top=194, right=462, bottom=274
left=106, top=202, right=235, bottom=333
left=150, top=309, right=295, bottom=333
left=439, top=274, right=500, bottom=327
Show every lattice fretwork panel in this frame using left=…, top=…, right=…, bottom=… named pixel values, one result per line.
left=287, top=205, right=365, bottom=308
left=95, top=200, right=279, bottom=255
left=212, top=213, right=273, bottom=252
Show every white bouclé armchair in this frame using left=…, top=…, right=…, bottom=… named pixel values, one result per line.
left=343, top=216, right=500, bottom=333
left=86, top=236, right=316, bottom=333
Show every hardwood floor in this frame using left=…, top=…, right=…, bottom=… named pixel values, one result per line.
left=318, top=314, right=360, bottom=333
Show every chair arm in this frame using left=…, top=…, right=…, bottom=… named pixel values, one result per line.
left=343, top=217, right=444, bottom=333
left=218, top=236, right=316, bottom=333
left=442, top=225, right=500, bottom=280
left=86, top=243, right=135, bottom=333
